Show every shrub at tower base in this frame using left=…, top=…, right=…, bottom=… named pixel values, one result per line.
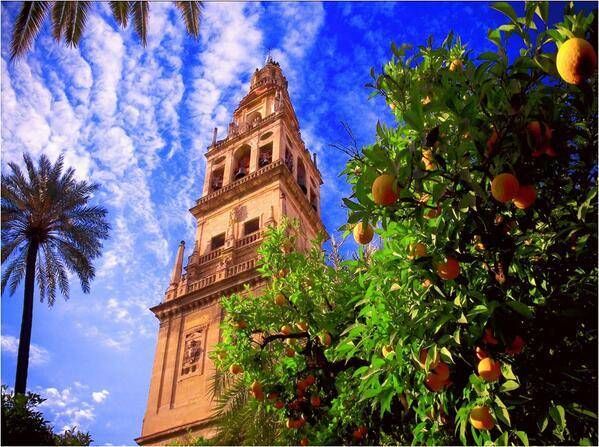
left=209, top=3, right=597, bottom=446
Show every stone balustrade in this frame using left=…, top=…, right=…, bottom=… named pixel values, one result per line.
left=235, top=231, right=262, bottom=249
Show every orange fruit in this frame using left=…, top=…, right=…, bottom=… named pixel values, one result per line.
left=491, top=173, right=520, bottom=203
left=421, top=278, right=433, bottom=289
left=296, top=321, right=308, bottom=332
left=424, top=204, right=441, bottom=219
left=318, top=332, right=332, bottom=347
left=352, top=426, right=367, bottom=440
left=506, top=335, right=525, bottom=356
left=418, top=348, right=440, bottom=369
left=382, top=345, right=395, bottom=359
left=251, top=380, right=262, bottom=394
left=353, top=222, right=374, bottom=245
left=486, top=129, right=499, bottom=157
left=304, top=374, right=316, bottom=386
left=280, top=325, right=293, bottom=335
left=252, top=389, right=264, bottom=401
left=285, top=347, right=296, bottom=357
left=408, top=242, right=427, bottom=259
left=470, top=406, right=495, bottom=430
left=372, top=174, right=399, bottom=205
left=422, top=149, right=436, bottom=171
left=274, top=400, right=285, bottom=409
left=425, top=372, right=447, bottom=392
left=478, top=357, right=501, bottom=382
left=233, top=320, right=247, bottom=330
left=475, top=346, right=489, bottom=361
left=556, top=37, right=597, bottom=85
left=300, top=438, right=309, bottom=446
left=433, top=362, right=450, bottom=381
left=267, top=391, right=279, bottom=401
left=449, top=59, right=463, bottom=71
left=513, top=184, right=536, bottom=209
left=310, top=395, right=321, bottom=407
left=527, top=121, right=553, bottom=156
left=229, top=364, right=243, bottom=375
left=482, top=328, right=498, bottom=345
left=274, top=293, right=287, bottom=306
left=435, top=257, right=460, bottom=280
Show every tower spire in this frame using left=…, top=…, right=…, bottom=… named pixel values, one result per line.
left=170, top=241, right=185, bottom=286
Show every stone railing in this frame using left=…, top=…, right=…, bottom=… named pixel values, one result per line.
left=227, top=257, right=257, bottom=277
left=188, top=273, right=217, bottom=293
left=209, top=112, right=281, bottom=152
left=235, top=231, right=262, bottom=249
left=197, top=248, right=222, bottom=265
left=195, top=159, right=284, bottom=207
left=184, top=257, right=259, bottom=297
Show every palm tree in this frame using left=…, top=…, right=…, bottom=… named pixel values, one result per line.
left=10, top=1, right=202, bottom=60
left=1, top=153, right=110, bottom=394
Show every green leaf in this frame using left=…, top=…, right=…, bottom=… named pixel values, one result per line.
left=535, top=3, right=548, bottom=22
left=491, top=2, right=518, bottom=23
left=501, top=363, right=517, bottom=381
left=494, top=396, right=511, bottom=426
left=515, top=430, right=530, bottom=446
left=507, top=300, right=533, bottom=318
left=500, top=380, right=520, bottom=392
left=488, top=29, right=502, bottom=47
left=549, top=405, right=566, bottom=429
left=494, top=431, right=509, bottom=446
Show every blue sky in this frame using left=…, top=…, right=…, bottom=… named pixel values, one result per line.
left=0, top=2, right=574, bottom=444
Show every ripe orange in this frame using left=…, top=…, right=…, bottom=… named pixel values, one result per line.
left=513, top=184, right=536, bottom=209
left=372, top=174, right=399, bottom=205
left=506, top=335, right=525, bottom=356
left=296, top=321, right=308, bottom=332
left=482, top=327, right=498, bottom=345
left=478, top=357, right=501, bottom=382
left=433, top=362, right=450, bottom=381
left=280, top=325, right=293, bottom=335
left=491, top=173, right=520, bottom=203
left=424, top=204, right=441, bottom=219
left=318, top=332, right=332, bottom=347
left=527, top=121, right=553, bottom=156
left=267, top=392, right=279, bottom=401
left=382, top=345, right=395, bottom=359
left=469, top=406, right=495, bottom=430
left=556, top=37, right=597, bottom=85
left=274, top=400, right=285, bottom=409
left=408, top=242, right=427, bottom=259
left=475, top=346, right=489, bottom=361
left=251, top=380, right=262, bottom=394
left=352, top=426, right=367, bottom=440
left=421, top=278, right=433, bottom=289
left=285, top=347, right=296, bottom=357
left=304, top=374, right=316, bottom=386
left=425, top=372, right=447, bottom=392
left=300, top=438, right=309, bottom=446
left=435, top=257, right=460, bottom=280
left=229, top=364, right=243, bottom=375
left=274, top=293, right=287, bottom=306
left=418, top=348, right=440, bottom=369
left=486, top=129, right=499, bottom=157
left=310, top=395, right=321, bottom=407
left=449, top=59, right=463, bottom=71
left=353, top=222, right=374, bottom=245
left=422, top=149, right=436, bottom=171
left=233, top=320, right=247, bottom=330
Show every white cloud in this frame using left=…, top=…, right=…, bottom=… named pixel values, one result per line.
left=1, top=335, right=50, bottom=365
left=91, top=389, right=109, bottom=403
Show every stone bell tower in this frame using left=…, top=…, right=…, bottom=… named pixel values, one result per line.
left=136, top=58, right=326, bottom=445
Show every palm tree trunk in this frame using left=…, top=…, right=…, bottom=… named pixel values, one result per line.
left=14, top=240, right=39, bottom=395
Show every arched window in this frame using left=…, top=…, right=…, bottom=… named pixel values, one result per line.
left=284, top=148, right=294, bottom=173
left=233, top=145, right=251, bottom=180
left=210, top=167, right=224, bottom=191
left=259, top=142, right=273, bottom=168
left=246, top=111, right=262, bottom=126
left=310, top=186, right=318, bottom=212
left=297, top=159, right=307, bottom=195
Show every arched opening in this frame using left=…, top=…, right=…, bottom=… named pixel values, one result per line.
left=297, top=159, right=307, bottom=195
left=310, top=186, right=318, bottom=212
left=210, top=167, right=224, bottom=192
left=284, top=148, right=294, bottom=173
left=233, top=145, right=251, bottom=181
left=246, top=111, right=262, bottom=126
left=258, top=142, right=273, bottom=168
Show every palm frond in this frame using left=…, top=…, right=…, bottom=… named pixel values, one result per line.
left=174, top=1, right=201, bottom=38
left=63, top=1, right=91, bottom=47
left=131, top=1, right=148, bottom=46
left=51, top=2, right=69, bottom=41
left=1, top=246, right=27, bottom=296
left=110, top=1, right=130, bottom=28
left=10, top=1, right=50, bottom=60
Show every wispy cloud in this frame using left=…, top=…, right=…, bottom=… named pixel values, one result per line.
left=1, top=335, right=50, bottom=365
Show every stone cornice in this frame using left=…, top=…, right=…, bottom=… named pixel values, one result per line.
left=135, top=416, right=213, bottom=445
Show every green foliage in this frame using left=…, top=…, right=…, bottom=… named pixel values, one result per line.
left=1, top=386, right=92, bottom=446
left=207, top=2, right=597, bottom=445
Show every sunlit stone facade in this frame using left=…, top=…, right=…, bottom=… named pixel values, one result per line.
left=136, top=59, right=326, bottom=445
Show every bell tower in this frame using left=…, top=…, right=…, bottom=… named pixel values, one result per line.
left=136, top=59, right=326, bottom=445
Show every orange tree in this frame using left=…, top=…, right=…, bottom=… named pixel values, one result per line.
left=211, top=2, right=597, bottom=446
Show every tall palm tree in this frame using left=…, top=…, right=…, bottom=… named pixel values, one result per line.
left=10, top=1, right=203, bottom=60
left=1, top=153, right=110, bottom=394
